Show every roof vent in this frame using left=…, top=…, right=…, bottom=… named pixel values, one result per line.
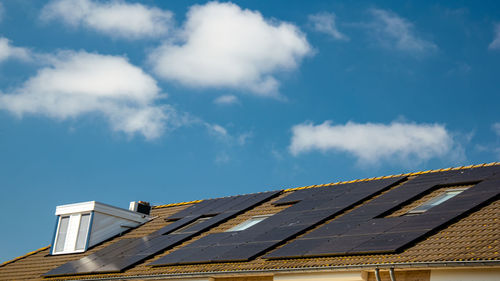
left=51, top=201, right=150, bottom=255
left=129, top=201, right=151, bottom=215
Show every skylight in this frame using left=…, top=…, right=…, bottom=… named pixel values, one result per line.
left=406, top=188, right=468, bottom=215
left=226, top=214, right=273, bottom=232
left=171, top=217, right=213, bottom=234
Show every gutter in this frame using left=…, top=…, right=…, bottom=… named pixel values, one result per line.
left=60, top=260, right=500, bottom=281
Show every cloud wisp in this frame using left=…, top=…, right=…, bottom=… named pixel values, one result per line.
left=308, top=12, right=348, bottom=41
left=0, top=37, right=32, bottom=63
left=0, top=51, right=174, bottom=139
left=290, top=120, right=457, bottom=164
left=149, top=1, right=311, bottom=96
left=40, top=0, right=173, bottom=39
left=489, top=23, right=500, bottom=50
left=368, top=8, right=437, bottom=54
left=493, top=122, right=500, bottom=137
left=214, top=95, right=239, bottom=106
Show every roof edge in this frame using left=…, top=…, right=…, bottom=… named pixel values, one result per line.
left=0, top=245, right=50, bottom=268
left=60, top=260, right=500, bottom=281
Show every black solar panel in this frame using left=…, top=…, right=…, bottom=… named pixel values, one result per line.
left=349, top=230, right=423, bottom=254
left=45, top=166, right=499, bottom=274
left=151, top=176, right=406, bottom=266
left=306, top=234, right=375, bottom=256
left=44, top=191, right=279, bottom=276
left=267, top=167, right=500, bottom=259
left=213, top=241, right=277, bottom=262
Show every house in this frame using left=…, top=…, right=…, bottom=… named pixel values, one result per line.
left=1, top=163, right=499, bottom=281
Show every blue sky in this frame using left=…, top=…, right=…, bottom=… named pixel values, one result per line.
left=0, top=0, right=499, bottom=262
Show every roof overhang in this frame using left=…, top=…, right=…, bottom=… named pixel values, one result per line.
left=55, top=201, right=149, bottom=222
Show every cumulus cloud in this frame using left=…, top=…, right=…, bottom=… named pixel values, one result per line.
left=149, top=1, right=311, bottom=96
left=0, top=51, right=172, bottom=139
left=489, top=24, right=500, bottom=50
left=308, top=12, right=348, bottom=40
left=290, top=120, right=456, bottom=164
left=214, top=95, right=239, bottom=105
left=40, top=0, right=173, bottom=39
left=0, top=37, right=32, bottom=63
left=368, top=8, right=437, bottom=54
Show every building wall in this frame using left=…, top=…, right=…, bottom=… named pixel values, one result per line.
left=430, top=268, right=500, bottom=281
left=214, top=270, right=430, bottom=281
left=216, top=276, right=273, bottom=281
left=365, top=270, right=430, bottom=281
left=274, top=272, right=365, bottom=281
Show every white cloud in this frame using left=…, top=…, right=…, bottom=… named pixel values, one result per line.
left=493, top=122, right=500, bottom=137
left=215, top=151, right=230, bottom=164
left=290, top=120, right=456, bottom=164
left=0, top=51, right=172, bottom=139
left=308, top=12, right=348, bottom=40
left=368, top=8, right=437, bottom=53
left=489, top=24, right=500, bottom=50
left=0, top=37, right=32, bottom=63
left=149, top=1, right=311, bottom=96
left=41, top=0, right=173, bottom=39
left=214, top=95, right=239, bottom=105
left=207, top=123, right=228, bottom=138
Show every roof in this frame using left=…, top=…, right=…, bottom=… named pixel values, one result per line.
left=1, top=163, right=499, bottom=280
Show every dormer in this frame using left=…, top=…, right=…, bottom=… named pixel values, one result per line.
left=51, top=201, right=150, bottom=255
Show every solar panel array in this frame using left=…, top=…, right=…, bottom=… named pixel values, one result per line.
left=266, top=166, right=500, bottom=258
left=149, top=177, right=406, bottom=265
left=44, top=191, right=280, bottom=276
left=44, top=165, right=500, bottom=275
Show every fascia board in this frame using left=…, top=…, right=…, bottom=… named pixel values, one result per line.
left=55, top=201, right=149, bottom=222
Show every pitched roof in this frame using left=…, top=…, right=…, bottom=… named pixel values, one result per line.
left=1, top=163, right=499, bottom=280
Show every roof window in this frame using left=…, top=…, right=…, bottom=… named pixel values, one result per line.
left=171, top=216, right=214, bottom=234
left=226, top=214, right=273, bottom=232
left=406, top=188, right=468, bottom=215
left=53, top=213, right=92, bottom=254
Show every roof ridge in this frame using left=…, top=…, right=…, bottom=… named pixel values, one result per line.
left=283, top=162, right=500, bottom=192
left=152, top=162, right=500, bottom=209
left=0, top=245, right=50, bottom=268
left=152, top=191, right=278, bottom=209
left=152, top=200, right=203, bottom=209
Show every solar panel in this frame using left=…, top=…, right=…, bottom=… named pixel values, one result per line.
left=267, top=238, right=324, bottom=258
left=267, top=167, right=500, bottom=259
left=300, top=220, right=364, bottom=239
left=349, top=230, right=423, bottom=254
left=45, top=166, right=499, bottom=274
left=44, top=191, right=279, bottom=277
left=305, top=235, right=375, bottom=256
left=151, top=177, right=407, bottom=266
left=212, top=241, right=277, bottom=262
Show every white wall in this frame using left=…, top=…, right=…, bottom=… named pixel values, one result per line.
left=431, top=268, right=500, bottom=281
left=88, top=212, right=142, bottom=247
left=274, top=272, right=365, bottom=281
